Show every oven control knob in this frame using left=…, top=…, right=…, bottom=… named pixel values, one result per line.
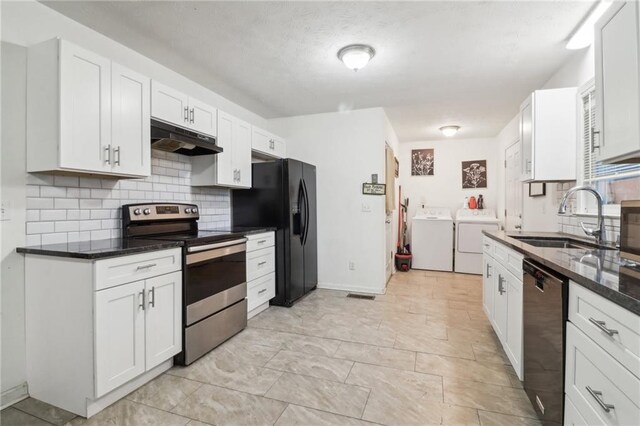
left=191, top=208, right=198, bottom=214
left=143, top=208, right=151, bottom=215
left=133, top=208, right=141, bottom=216
left=185, top=208, right=192, bottom=214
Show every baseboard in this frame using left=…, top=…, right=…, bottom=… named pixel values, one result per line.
left=1, top=382, right=29, bottom=409
left=247, top=302, right=269, bottom=319
left=317, top=282, right=385, bottom=295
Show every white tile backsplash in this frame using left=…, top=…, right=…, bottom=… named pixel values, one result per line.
left=25, top=150, right=231, bottom=244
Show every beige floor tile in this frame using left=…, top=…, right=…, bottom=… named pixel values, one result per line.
left=345, top=362, right=443, bottom=401
left=231, top=327, right=341, bottom=357
left=68, top=400, right=189, bottom=426
left=443, top=378, right=538, bottom=419
left=168, top=353, right=283, bottom=395
left=12, top=398, right=76, bottom=425
left=334, top=341, right=416, bottom=371
left=415, top=352, right=513, bottom=386
left=319, top=324, right=397, bottom=347
left=395, top=331, right=475, bottom=359
left=265, top=350, right=354, bottom=382
left=380, top=318, right=448, bottom=340
left=171, top=384, right=287, bottom=426
left=478, top=410, right=542, bottom=426
left=266, top=372, right=370, bottom=418
left=126, top=374, right=202, bottom=411
left=186, top=421, right=213, bottom=426
left=275, top=405, right=376, bottom=426
left=0, top=407, right=52, bottom=426
left=362, top=386, right=480, bottom=425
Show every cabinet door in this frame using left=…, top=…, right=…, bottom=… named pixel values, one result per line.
left=188, top=97, right=217, bottom=137
left=95, top=280, right=145, bottom=397
left=251, top=126, right=271, bottom=154
left=151, top=81, right=189, bottom=127
left=519, top=95, right=533, bottom=181
left=271, top=134, right=287, bottom=158
left=595, top=1, right=640, bottom=162
left=493, top=264, right=508, bottom=341
left=111, top=63, right=150, bottom=177
left=215, top=110, right=236, bottom=186
left=59, top=41, right=111, bottom=172
left=505, top=270, right=523, bottom=377
left=482, top=255, right=495, bottom=321
left=234, top=118, right=252, bottom=188
left=145, top=271, right=182, bottom=370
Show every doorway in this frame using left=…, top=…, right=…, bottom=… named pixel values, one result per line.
left=505, top=141, right=523, bottom=231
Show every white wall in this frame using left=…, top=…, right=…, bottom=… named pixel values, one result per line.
left=270, top=108, right=388, bottom=294
left=399, top=137, right=499, bottom=236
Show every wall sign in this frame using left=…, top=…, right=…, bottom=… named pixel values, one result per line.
left=362, top=183, right=386, bottom=195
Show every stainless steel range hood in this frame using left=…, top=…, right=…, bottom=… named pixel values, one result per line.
left=151, top=119, right=223, bottom=156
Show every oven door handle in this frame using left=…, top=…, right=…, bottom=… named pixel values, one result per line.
left=187, top=238, right=248, bottom=253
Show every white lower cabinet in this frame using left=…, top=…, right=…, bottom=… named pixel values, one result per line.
left=482, top=236, right=524, bottom=380
left=246, top=232, right=276, bottom=318
left=25, top=249, right=182, bottom=417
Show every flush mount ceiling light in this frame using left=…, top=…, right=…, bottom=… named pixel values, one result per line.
left=439, top=126, right=460, bottom=137
left=337, top=44, right=376, bottom=71
left=566, top=0, right=613, bottom=50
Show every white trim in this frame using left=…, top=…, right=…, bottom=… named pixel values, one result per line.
left=1, top=382, right=29, bottom=409
left=247, top=302, right=270, bottom=319
left=317, top=282, right=385, bottom=295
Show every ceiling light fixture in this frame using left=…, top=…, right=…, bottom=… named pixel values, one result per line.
left=439, top=126, right=460, bottom=137
left=566, top=0, right=613, bottom=50
left=337, top=44, right=376, bottom=71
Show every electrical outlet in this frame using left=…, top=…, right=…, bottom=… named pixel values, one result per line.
left=0, top=200, right=10, bottom=221
left=361, top=202, right=371, bottom=213
left=349, top=261, right=355, bottom=270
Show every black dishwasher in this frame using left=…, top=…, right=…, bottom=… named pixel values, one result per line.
left=523, top=259, right=568, bottom=425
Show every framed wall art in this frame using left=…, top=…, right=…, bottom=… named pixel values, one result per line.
left=461, top=160, right=487, bottom=189
left=411, top=149, right=434, bottom=176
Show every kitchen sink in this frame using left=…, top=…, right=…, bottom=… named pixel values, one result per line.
left=511, top=236, right=616, bottom=250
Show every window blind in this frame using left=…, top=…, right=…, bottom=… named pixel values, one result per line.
left=582, top=88, right=640, bottom=182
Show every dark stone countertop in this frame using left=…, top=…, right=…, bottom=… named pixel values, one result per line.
left=483, top=230, right=640, bottom=316
left=17, top=238, right=183, bottom=260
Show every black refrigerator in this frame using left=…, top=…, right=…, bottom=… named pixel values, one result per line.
left=232, top=159, right=317, bottom=306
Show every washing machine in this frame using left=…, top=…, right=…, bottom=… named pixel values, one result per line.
left=455, top=209, right=500, bottom=274
left=411, top=208, right=454, bottom=271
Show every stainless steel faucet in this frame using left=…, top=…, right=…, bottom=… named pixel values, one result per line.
left=557, top=185, right=606, bottom=244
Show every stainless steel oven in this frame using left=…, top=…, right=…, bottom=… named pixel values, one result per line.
left=621, top=200, right=640, bottom=264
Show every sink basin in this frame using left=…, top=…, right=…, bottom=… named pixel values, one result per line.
left=511, top=236, right=616, bottom=250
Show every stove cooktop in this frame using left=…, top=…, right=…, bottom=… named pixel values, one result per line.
left=142, top=230, right=246, bottom=246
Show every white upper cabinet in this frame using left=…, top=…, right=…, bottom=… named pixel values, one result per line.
left=27, top=38, right=150, bottom=177
left=252, top=126, right=286, bottom=159
left=111, top=63, right=151, bottom=176
left=151, top=81, right=217, bottom=137
left=595, top=1, right=640, bottom=163
left=519, top=88, right=578, bottom=182
left=191, top=110, right=252, bottom=188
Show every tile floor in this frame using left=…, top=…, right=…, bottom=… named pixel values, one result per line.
left=1, top=270, right=541, bottom=426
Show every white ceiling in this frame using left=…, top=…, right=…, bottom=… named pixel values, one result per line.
left=42, top=1, right=594, bottom=141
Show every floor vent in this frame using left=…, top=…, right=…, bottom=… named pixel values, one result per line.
left=347, top=293, right=376, bottom=300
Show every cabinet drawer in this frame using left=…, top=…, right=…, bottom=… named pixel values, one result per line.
left=565, top=394, right=589, bottom=426
left=247, top=273, right=275, bottom=311
left=246, top=232, right=275, bottom=252
left=95, top=248, right=182, bottom=291
left=569, top=282, right=640, bottom=376
left=566, top=322, right=640, bottom=425
left=482, top=236, right=493, bottom=254
left=246, top=246, right=275, bottom=282
left=493, top=241, right=523, bottom=278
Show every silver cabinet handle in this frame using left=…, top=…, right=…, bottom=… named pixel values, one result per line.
left=586, top=386, right=614, bottom=413
left=114, top=146, right=121, bottom=166
left=498, top=275, right=506, bottom=294
left=588, top=317, right=619, bottom=336
left=136, top=263, right=157, bottom=270
left=238, top=170, right=241, bottom=181
left=258, top=288, right=267, bottom=294
left=105, top=145, right=111, bottom=165
left=139, top=290, right=145, bottom=310
left=486, top=263, right=492, bottom=278
left=258, top=261, right=267, bottom=266
left=184, top=106, right=189, bottom=122
left=149, top=286, right=155, bottom=308
left=257, top=240, right=267, bottom=245
left=190, top=108, right=194, bottom=124
left=484, top=243, right=490, bottom=248
left=591, top=128, right=601, bottom=152
left=515, top=224, right=522, bottom=229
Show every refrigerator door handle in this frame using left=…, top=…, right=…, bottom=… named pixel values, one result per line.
left=302, top=178, right=310, bottom=245
left=298, top=179, right=306, bottom=242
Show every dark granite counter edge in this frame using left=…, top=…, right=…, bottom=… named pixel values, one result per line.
left=482, top=231, right=640, bottom=316
left=16, top=241, right=184, bottom=260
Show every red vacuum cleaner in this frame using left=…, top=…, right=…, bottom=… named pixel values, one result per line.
left=395, top=186, right=412, bottom=271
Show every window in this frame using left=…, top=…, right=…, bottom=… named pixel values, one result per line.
left=579, top=84, right=640, bottom=214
